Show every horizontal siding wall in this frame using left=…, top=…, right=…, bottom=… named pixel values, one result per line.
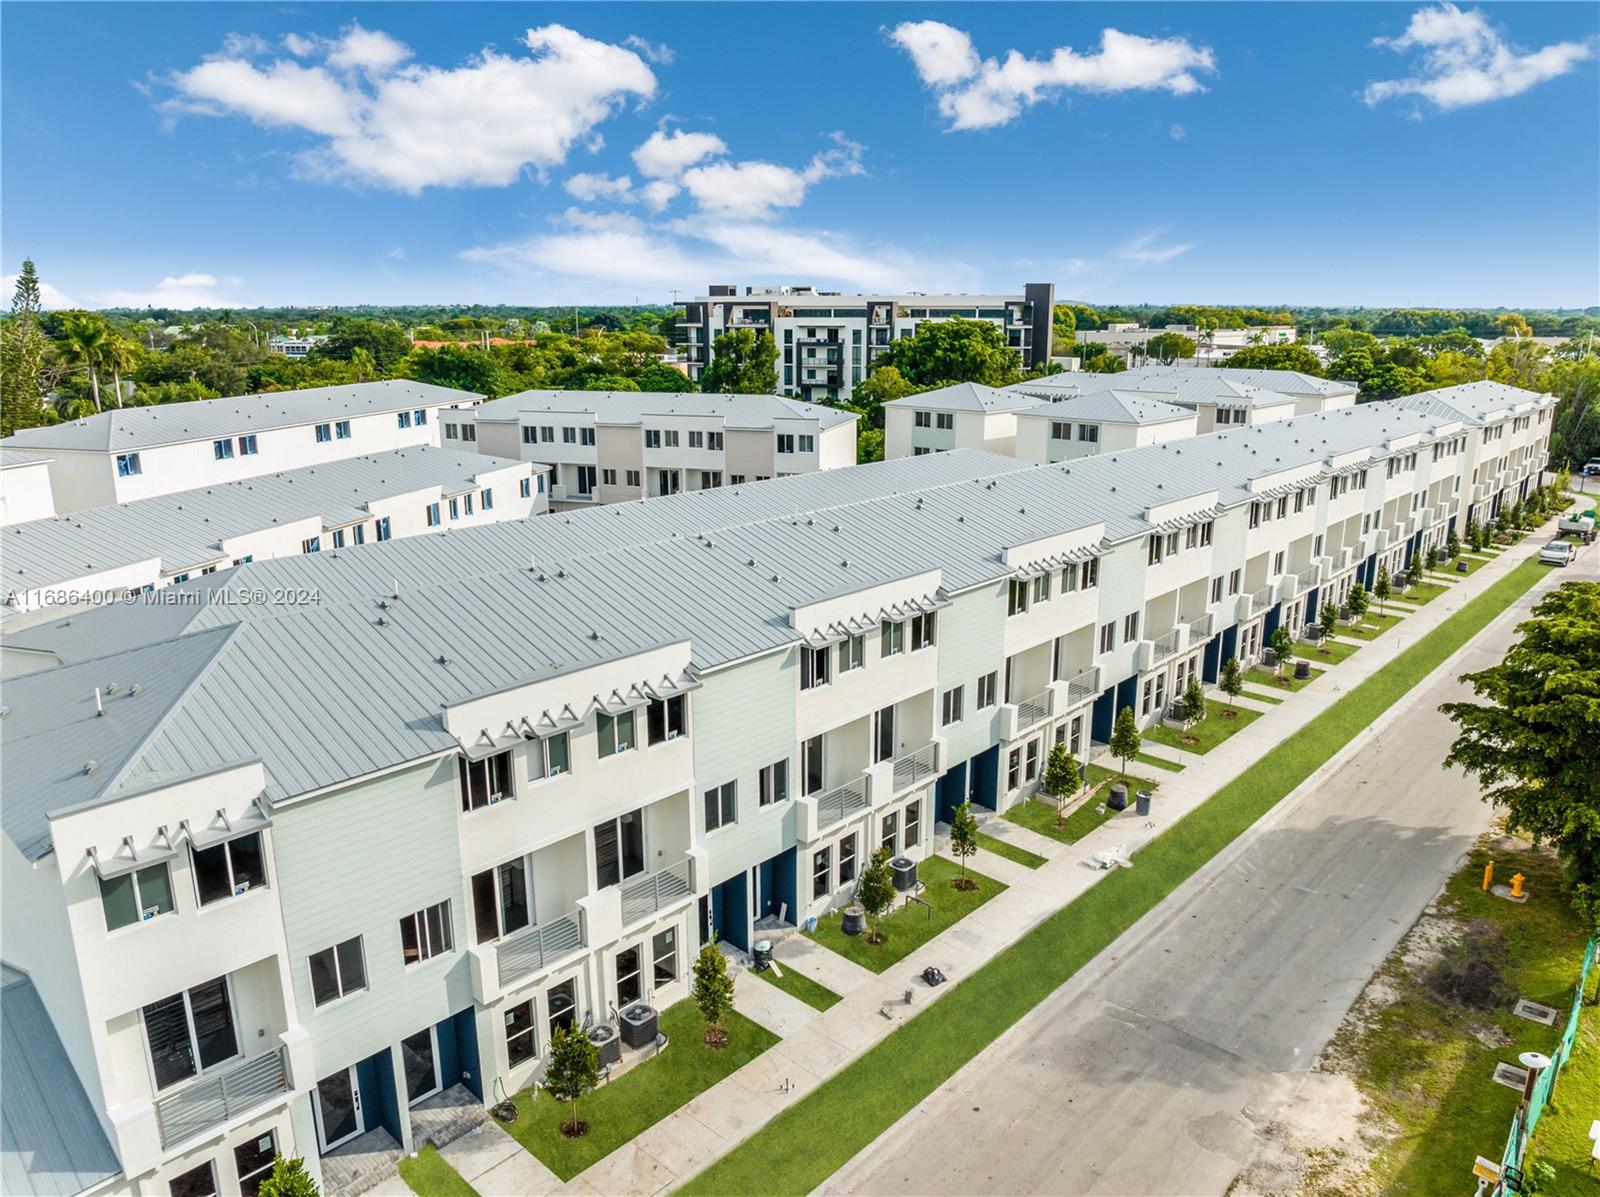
left=937, top=585, right=1004, bottom=765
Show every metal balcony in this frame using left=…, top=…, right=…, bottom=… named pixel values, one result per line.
left=1250, top=585, right=1276, bottom=615
left=621, top=859, right=694, bottom=926
left=1149, top=628, right=1181, bottom=664
left=154, top=1047, right=290, bottom=1150
left=1185, top=613, right=1214, bottom=641
left=891, top=743, right=939, bottom=792
left=1061, top=665, right=1101, bottom=708
left=1014, top=689, right=1053, bottom=733
left=497, top=910, right=585, bottom=988
left=814, top=775, right=870, bottom=832
left=1297, top=564, right=1322, bottom=589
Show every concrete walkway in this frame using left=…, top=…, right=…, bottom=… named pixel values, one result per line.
left=462, top=530, right=1556, bottom=1197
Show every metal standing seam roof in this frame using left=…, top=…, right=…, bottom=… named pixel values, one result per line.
left=0, top=381, right=484, bottom=454
left=1, top=965, right=121, bottom=1197
left=470, top=389, right=856, bottom=431
left=881, top=382, right=1044, bottom=414
left=1, top=448, right=53, bottom=469
left=1390, top=380, right=1551, bottom=425
left=1015, top=390, right=1196, bottom=426
left=2, top=447, right=527, bottom=594
left=1010, top=368, right=1305, bottom=410
left=1, top=401, right=1478, bottom=845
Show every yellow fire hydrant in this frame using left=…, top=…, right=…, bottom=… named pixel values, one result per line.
left=1511, top=873, right=1526, bottom=899
left=1483, top=862, right=1494, bottom=892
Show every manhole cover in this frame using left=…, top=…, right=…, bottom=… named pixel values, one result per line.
left=1491, top=1062, right=1529, bottom=1091
left=1512, top=998, right=1560, bottom=1026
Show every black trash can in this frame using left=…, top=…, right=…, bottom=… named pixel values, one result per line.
left=1107, top=784, right=1129, bottom=811
left=841, top=905, right=866, bottom=936
left=1135, top=789, right=1152, bottom=817
left=1456, top=560, right=1469, bottom=573
left=1294, top=660, right=1311, bottom=680
left=891, top=856, right=917, bottom=892
left=752, top=939, right=773, bottom=972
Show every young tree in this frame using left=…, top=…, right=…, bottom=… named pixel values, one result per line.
left=1447, top=528, right=1462, bottom=561
left=691, top=941, right=735, bottom=1047
left=1109, top=706, right=1141, bottom=779
left=1374, top=564, right=1392, bottom=615
left=701, top=328, right=778, bottom=394
left=257, top=1156, right=319, bottom=1197
left=949, top=800, right=979, bottom=890
left=1424, top=545, right=1440, bottom=576
left=1182, top=675, right=1206, bottom=724
left=61, top=314, right=111, bottom=412
left=1442, top=582, right=1600, bottom=922
left=544, top=1022, right=601, bottom=1135
left=0, top=259, right=49, bottom=435
left=856, top=848, right=897, bottom=945
left=1219, top=656, right=1243, bottom=715
left=1320, top=601, right=1339, bottom=644
left=1270, top=624, right=1294, bottom=676
left=1348, top=583, right=1370, bottom=622
left=1041, top=744, right=1081, bottom=823
left=850, top=364, right=917, bottom=429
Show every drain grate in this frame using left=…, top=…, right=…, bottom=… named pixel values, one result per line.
left=1492, top=1062, right=1529, bottom=1091
left=1512, top=998, right=1560, bottom=1026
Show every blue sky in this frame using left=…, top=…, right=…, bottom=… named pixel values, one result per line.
left=3, top=3, right=1596, bottom=310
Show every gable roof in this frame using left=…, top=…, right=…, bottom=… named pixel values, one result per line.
left=1390, top=380, right=1549, bottom=425
left=471, top=389, right=856, bottom=430
left=1016, top=390, right=1195, bottom=426
left=882, top=382, right=1042, bottom=414
left=0, top=381, right=482, bottom=454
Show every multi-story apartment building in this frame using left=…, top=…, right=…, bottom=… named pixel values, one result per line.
left=265, top=336, right=329, bottom=358
left=0, top=381, right=482, bottom=514
left=1, top=447, right=58, bottom=524
left=1074, top=323, right=1298, bottom=365
left=440, top=390, right=856, bottom=508
left=680, top=283, right=1056, bottom=403
left=1, top=448, right=546, bottom=626
left=0, top=383, right=1553, bottom=1197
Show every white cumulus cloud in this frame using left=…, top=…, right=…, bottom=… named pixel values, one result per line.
left=1, top=273, right=78, bottom=309
left=1363, top=3, right=1594, bottom=111
left=564, top=172, right=635, bottom=202
left=94, top=272, right=243, bottom=308
left=889, top=20, right=1216, bottom=130
left=162, top=24, right=658, bottom=193
left=631, top=128, right=728, bottom=179
left=680, top=135, right=864, bottom=220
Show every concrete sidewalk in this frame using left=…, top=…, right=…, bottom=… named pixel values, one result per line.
left=468, top=531, right=1555, bottom=1197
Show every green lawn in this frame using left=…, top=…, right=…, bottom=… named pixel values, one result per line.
left=804, top=855, right=1004, bottom=973
left=1246, top=664, right=1324, bottom=692
left=681, top=558, right=1547, bottom=1197
left=752, top=961, right=842, bottom=1011
left=1238, top=687, right=1283, bottom=705
left=1334, top=842, right=1594, bottom=1196
left=1401, top=580, right=1451, bottom=605
left=1143, top=698, right=1260, bottom=754
left=506, top=1001, right=779, bottom=1180
left=1343, top=612, right=1403, bottom=640
left=1002, top=772, right=1160, bottom=845
left=975, top=830, right=1047, bottom=869
left=398, top=1145, right=478, bottom=1197
left=1446, top=554, right=1488, bottom=576
left=1300, top=637, right=1362, bottom=665
left=1134, top=751, right=1185, bottom=773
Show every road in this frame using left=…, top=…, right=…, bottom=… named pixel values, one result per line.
left=821, top=568, right=1566, bottom=1197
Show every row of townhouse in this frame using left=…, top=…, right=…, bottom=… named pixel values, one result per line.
left=438, top=390, right=857, bottom=509
left=0, top=448, right=546, bottom=628
left=0, top=382, right=484, bottom=514
left=0, top=383, right=1553, bottom=1197
left=679, top=284, right=1057, bottom=403
left=885, top=366, right=1360, bottom=462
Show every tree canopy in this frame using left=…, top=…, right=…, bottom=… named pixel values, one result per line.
left=873, top=317, right=1025, bottom=389
left=700, top=328, right=778, bottom=394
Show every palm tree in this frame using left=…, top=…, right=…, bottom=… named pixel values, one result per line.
left=62, top=315, right=111, bottom=413
left=104, top=334, right=138, bottom=408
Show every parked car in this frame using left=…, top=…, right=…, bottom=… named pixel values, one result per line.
left=1583, top=458, right=1600, bottom=477
left=1538, top=540, right=1577, bottom=566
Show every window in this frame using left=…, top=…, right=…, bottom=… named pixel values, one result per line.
left=99, top=863, right=175, bottom=931
left=1229, top=568, right=1242, bottom=595
left=547, top=979, right=577, bottom=1038
left=1078, top=423, right=1100, bottom=443
left=798, top=434, right=815, bottom=453
left=459, top=751, right=512, bottom=811
left=520, top=477, right=531, bottom=499
left=1211, top=576, right=1224, bottom=604
left=910, top=611, right=936, bottom=650
left=399, top=901, right=454, bottom=966
left=234, top=1130, right=277, bottom=1197
left=1008, top=748, right=1022, bottom=791
left=527, top=731, right=569, bottom=780
left=580, top=427, right=595, bottom=446
left=1032, top=573, right=1051, bottom=604
left=506, top=999, right=538, bottom=1067
left=653, top=927, right=679, bottom=987
left=663, top=430, right=679, bottom=447
left=471, top=857, right=530, bottom=944
left=704, top=782, right=737, bottom=832
left=414, top=409, right=428, bottom=426
left=562, top=426, right=576, bottom=444
left=880, top=619, right=906, bottom=657
left=302, top=536, right=320, bottom=554
left=708, top=431, right=724, bottom=450
left=1083, top=558, right=1099, bottom=588
left=309, top=937, right=367, bottom=1006
left=1025, top=740, right=1040, bottom=782
left=212, top=437, right=235, bottom=461
left=169, top=1161, right=219, bottom=1197
left=462, top=493, right=474, bottom=517
left=575, top=465, right=597, bottom=495
left=626, top=469, right=641, bottom=487
left=1273, top=551, right=1285, bottom=576
left=941, top=685, right=964, bottom=726
left=333, top=528, right=347, bottom=549
left=1294, top=489, right=1305, bottom=514
left=375, top=516, right=391, bottom=542
left=238, top=435, right=258, bottom=457
left=812, top=847, right=832, bottom=899
left=449, top=497, right=460, bottom=520
left=1249, top=503, right=1261, bottom=529
left=540, top=425, right=555, bottom=442
left=646, top=694, right=687, bottom=744
left=427, top=502, right=441, bottom=527
left=1099, top=622, right=1115, bottom=654
left=602, top=468, right=618, bottom=486
left=777, top=434, right=796, bottom=454
left=192, top=832, right=267, bottom=906
left=482, top=488, right=493, bottom=510
left=838, top=834, right=858, bottom=884
left=873, top=704, right=896, bottom=764
left=596, top=710, right=636, bottom=758
left=1147, top=535, right=1164, bottom=566
left=352, top=523, right=365, bottom=545
left=905, top=800, right=922, bottom=848
left=644, top=429, right=661, bottom=449
left=335, top=420, right=351, bottom=439
left=142, top=977, right=238, bottom=1091
left=977, top=671, right=998, bottom=709
left=116, top=452, right=142, bottom=477
left=880, top=811, right=898, bottom=856
left=801, top=645, right=830, bottom=690
left=1051, top=420, right=1070, bottom=440
left=759, top=759, right=789, bottom=807
left=315, top=423, right=331, bottom=444
left=801, top=735, right=824, bottom=796
left=1186, top=524, right=1198, bottom=550
left=936, top=413, right=954, bottom=431
left=838, top=633, right=865, bottom=672
left=594, top=810, right=645, bottom=886
left=1276, top=496, right=1288, bottom=519
left=1123, top=613, right=1139, bottom=643
left=1008, top=579, right=1029, bottom=616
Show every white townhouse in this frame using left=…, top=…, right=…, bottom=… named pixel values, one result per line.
left=440, top=390, right=857, bottom=508
left=0, top=384, right=1555, bottom=1197
left=881, top=382, right=1045, bottom=460
left=1011, top=391, right=1199, bottom=463
left=1, top=447, right=58, bottom=524
left=0, top=381, right=483, bottom=514
left=0, top=448, right=545, bottom=626
left=680, top=283, right=1056, bottom=403
left=1011, top=365, right=1355, bottom=430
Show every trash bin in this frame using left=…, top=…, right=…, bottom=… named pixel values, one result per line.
left=1135, top=789, right=1152, bottom=817
left=1295, top=660, right=1311, bottom=680
left=1456, top=560, right=1469, bottom=573
left=841, top=905, right=866, bottom=936
left=752, top=939, right=773, bottom=971
left=1107, top=784, right=1129, bottom=811
left=891, top=856, right=917, bottom=892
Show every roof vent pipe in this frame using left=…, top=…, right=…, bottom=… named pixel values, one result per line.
left=94, top=688, right=105, bottom=718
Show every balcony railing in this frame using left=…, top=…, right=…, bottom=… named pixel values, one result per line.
left=1297, top=564, right=1322, bottom=589
left=1185, top=613, right=1214, bottom=641
left=891, top=743, right=939, bottom=792
left=497, top=910, right=585, bottom=988
left=1062, top=665, right=1100, bottom=708
left=1014, top=689, right=1052, bottom=733
left=154, top=1047, right=289, bottom=1150
left=621, top=859, right=694, bottom=926
left=1149, top=628, right=1181, bottom=664
left=1250, top=585, right=1275, bottom=615
left=814, top=775, right=870, bottom=831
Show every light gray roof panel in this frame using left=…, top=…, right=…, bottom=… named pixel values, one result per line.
left=1011, top=367, right=1304, bottom=409
left=1, top=966, right=121, bottom=1197
left=1391, top=380, right=1549, bottom=424
left=1016, top=390, right=1195, bottom=425
left=472, top=390, right=856, bottom=431
left=0, top=381, right=482, bottom=454
left=883, top=382, right=1043, bottom=414
left=1, top=449, right=52, bottom=469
